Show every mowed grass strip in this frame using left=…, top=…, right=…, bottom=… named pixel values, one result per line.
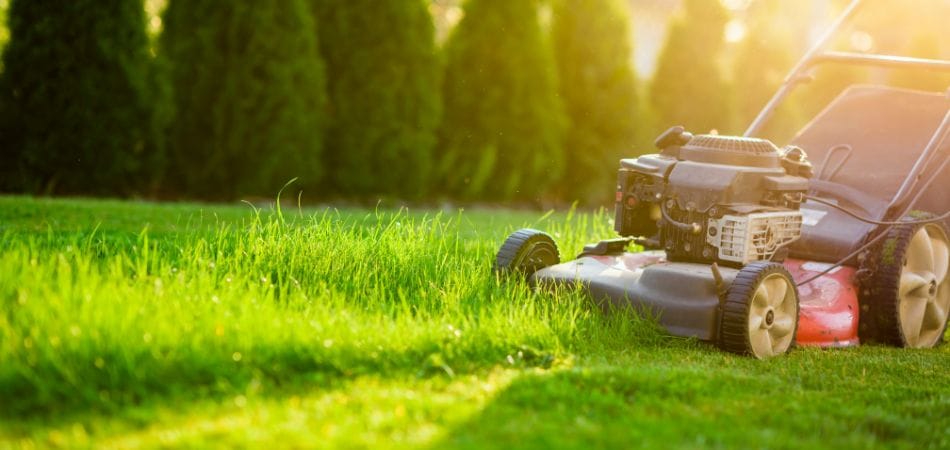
left=0, top=196, right=948, bottom=449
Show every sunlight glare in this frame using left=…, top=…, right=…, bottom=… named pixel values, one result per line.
left=849, top=30, right=874, bottom=52
left=721, top=0, right=752, bottom=11
left=724, top=19, right=747, bottom=43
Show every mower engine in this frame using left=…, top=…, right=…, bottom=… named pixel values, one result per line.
left=615, top=128, right=814, bottom=266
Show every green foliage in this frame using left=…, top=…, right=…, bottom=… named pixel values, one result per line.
left=552, top=0, right=638, bottom=205
left=314, top=0, right=441, bottom=199
left=0, top=0, right=159, bottom=195
left=439, top=0, right=566, bottom=201
left=0, top=0, right=8, bottom=54
left=650, top=0, right=733, bottom=135
left=732, top=0, right=803, bottom=143
left=160, top=0, right=326, bottom=199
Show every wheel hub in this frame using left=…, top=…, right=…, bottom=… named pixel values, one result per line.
left=895, top=224, right=949, bottom=348
left=739, top=270, right=798, bottom=359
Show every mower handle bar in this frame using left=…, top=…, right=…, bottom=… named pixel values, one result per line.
left=743, top=0, right=950, bottom=224
left=743, top=0, right=950, bottom=138
left=888, top=108, right=950, bottom=218
left=808, top=52, right=950, bottom=73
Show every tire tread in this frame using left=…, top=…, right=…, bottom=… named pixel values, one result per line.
left=719, top=261, right=800, bottom=357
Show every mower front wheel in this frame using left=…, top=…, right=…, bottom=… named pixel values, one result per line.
left=719, top=262, right=800, bottom=359
left=494, top=229, right=560, bottom=280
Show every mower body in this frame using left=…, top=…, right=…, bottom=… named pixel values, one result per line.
left=532, top=252, right=859, bottom=347
left=499, top=0, right=949, bottom=356
left=528, top=82, right=948, bottom=351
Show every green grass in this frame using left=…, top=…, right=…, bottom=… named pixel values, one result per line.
left=0, top=195, right=948, bottom=449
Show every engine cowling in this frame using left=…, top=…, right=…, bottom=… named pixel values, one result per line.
left=615, top=129, right=812, bottom=266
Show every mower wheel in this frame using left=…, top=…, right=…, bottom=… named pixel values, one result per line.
left=494, top=229, right=560, bottom=279
left=859, top=221, right=949, bottom=348
left=719, top=262, right=799, bottom=359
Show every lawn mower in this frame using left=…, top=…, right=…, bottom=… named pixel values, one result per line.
left=495, top=0, right=950, bottom=358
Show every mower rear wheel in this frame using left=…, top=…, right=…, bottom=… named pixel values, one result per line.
left=719, top=262, right=799, bottom=359
left=494, top=229, right=560, bottom=279
left=860, top=221, right=949, bottom=348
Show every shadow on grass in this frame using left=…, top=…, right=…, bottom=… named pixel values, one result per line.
left=3, top=338, right=947, bottom=448
left=429, top=345, right=949, bottom=450
left=0, top=309, right=670, bottom=447
left=0, top=344, right=547, bottom=423
left=0, top=288, right=666, bottom=422
left=0, top=337, right=674, bottom=447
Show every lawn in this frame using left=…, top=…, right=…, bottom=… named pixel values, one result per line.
left=0, top=195, right=947, bottom=449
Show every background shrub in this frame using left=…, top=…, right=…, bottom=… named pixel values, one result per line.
left=0, top=0, right=159, bottom=195
left=650, top=0, right=732, bottom=135
left=314, top=0, right=441, bottom=200
left=731, top=0, right=802, bottom=142
left=552, top=0, right=639, bottom=205
left=161, top=0, right=326, bottom=199
left=438, top=0, right=566, bottom=202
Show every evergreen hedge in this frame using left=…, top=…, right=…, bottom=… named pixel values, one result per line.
left=650, top=0, right=732, bottom=135
left=732, top=1, right=802, bottom=143
left=161, top=1, right=326, bottom=199
left=0, top=0, right=158, bottom=195
left=439, top=0, right=566, bottom=201
left=552, top=0, right=639, bottom=204
left=314, top=0, right=441, bottom=199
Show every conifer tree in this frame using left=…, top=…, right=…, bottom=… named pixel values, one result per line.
left=650, top=0, right=732, bottom=135
left=314, top=1, right=441, bottom=199
left=0, top=2, right=9, bottom=57
left=0, top=0, right=158, bottom=194
left=552, top=0, right=639, bottom=204
left=161, top=1, right=326, bottom=199
left=439, top=0, right=566, bottom=201
left=732, top=1, right=802, bottom=142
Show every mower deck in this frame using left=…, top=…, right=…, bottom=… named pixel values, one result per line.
left=531, top=251, right=859, bottom=347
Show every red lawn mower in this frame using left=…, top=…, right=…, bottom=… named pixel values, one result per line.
left=495, top=0, right=950, bottom=358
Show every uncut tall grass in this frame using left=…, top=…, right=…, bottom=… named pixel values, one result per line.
left=0, top=207, right=660, bottom=416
